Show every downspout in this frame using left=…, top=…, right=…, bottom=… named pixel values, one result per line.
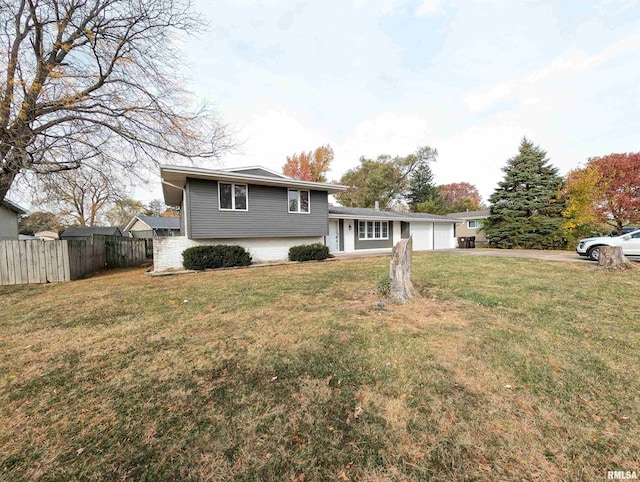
left=161, top=180, right=188, bottom=237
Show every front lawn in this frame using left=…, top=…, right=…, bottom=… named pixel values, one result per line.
left=1, top=254, right=638, bottom=481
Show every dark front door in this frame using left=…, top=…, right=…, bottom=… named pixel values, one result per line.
left=401, top=222, right=410, bottom=239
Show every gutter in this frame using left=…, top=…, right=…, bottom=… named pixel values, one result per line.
left=328, top=213, right=463, bottom=223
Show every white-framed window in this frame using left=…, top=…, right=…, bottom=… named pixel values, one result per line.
left=288, top=189, right=310, bottom=213
left=219, top=182, right=248, bottom=211
left=358, top=220, right=389, bottom=240
left=467, top=220, right=481, bottom=229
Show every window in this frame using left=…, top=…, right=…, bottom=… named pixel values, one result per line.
left=288, top=189, right=310, bottom=213
left=219, top=182, right=248, bottom=211
left=358, top=220, right=389, bottom=240
left=468, top=220, right=481, bottom=229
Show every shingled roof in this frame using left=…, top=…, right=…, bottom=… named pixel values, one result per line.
left=328, top=206, right=461, bottom=222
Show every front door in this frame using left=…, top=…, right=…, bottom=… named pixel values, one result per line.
left=401, top=222, right=410, bottom=239
left=326, top=219, right=340, bottom=252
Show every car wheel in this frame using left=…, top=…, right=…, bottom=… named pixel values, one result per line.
left=588, top=246, right=601, bottom=261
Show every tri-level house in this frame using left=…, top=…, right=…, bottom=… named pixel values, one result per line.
left=155, top=165, right=460, bottom=271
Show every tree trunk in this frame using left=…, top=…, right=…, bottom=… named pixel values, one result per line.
left=389, top=237, right=415, bottom=304
left=597, top=246, right=633, bottom=270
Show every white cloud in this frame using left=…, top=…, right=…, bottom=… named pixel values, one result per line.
left=223, top=104, right=330, bottom=173
left=464, top=31, right=640, bottom=114
left=464, top=83, right=513, bottom=113
left=334, top=112, right=435, bottom=173
left=415, top=0, right=440, bottom=16
left=432, top=124, right=530, bottom=202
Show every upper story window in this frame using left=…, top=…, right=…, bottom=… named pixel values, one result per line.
left=467, top=220, right=481, bottom=229
left=288, top=189, right=310, bottom=213
left=358, top=220, right=389, bottom=240
left=219, top=182, right=248, bottom=211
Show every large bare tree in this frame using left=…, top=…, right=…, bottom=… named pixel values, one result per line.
left=0, top=0, right=232, bottom=203
left=36, top=166, right=124, bottom=226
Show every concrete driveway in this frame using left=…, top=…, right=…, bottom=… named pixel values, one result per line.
left=437, top=248, right=587, bottom=263
left=334, top=247, right=590, bottom=263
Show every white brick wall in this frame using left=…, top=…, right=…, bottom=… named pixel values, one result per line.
left=153, top=236, right=324, bottom=271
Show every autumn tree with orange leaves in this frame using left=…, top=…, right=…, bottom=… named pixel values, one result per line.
left=283, top=145, right=334, bottom=182
left=565, top=152, right=640, bottom=235
left=438, top=182, right=483, bottom=213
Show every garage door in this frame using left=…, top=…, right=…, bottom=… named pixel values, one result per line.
left=434, top=223, right=454, bottom=249
left=410, top=222, right=432, bottom=250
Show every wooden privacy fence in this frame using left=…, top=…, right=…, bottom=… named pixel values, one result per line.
left=0, top=235, right=146, bottom=286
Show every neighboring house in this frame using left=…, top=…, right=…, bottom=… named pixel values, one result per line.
left=60, top=226, right=124, bottom=241
left=34, top=230, right=60, bottom=241
left=124, top=215, right=181, bottom=239
left=0, top=199, right=27, bottom=240
left=156, top=165, right=461, bottom=270
left=328, top=206, right=460, bottom=253
left=447, top=210, right=490, bottom=245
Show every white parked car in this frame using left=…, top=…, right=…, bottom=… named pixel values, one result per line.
left=576, top=229, right=640, bottom=261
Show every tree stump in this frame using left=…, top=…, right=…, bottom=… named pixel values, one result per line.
left=597, top=246, right=633, bottom=270
left=389, top=237, right=415, bottom=304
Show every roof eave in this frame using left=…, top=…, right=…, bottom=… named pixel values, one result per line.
left=2, top=199, right=27, bottom=215
left=160, top=165, right=349, bottom=194
left=123, top=216, right=150, bottom=232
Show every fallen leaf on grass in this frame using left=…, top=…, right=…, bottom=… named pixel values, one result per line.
left=615, top=413, right=630, bottom=423
left=353, top=405, right=363, bottom=419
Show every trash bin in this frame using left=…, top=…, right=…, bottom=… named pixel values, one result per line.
left=457, top=237, right=467, bottom=248
left=469, top=236, right=476, bottom=249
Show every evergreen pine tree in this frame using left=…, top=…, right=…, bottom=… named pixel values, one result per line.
left=484, top=138, right=566, bottom=249
left=407, top=160, right=438, bottom=210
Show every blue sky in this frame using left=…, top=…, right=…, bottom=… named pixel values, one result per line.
left=146, top=0, right=640, bottom=203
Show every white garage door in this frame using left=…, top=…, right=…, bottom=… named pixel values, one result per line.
left=434, top=223, right=454, bottom=249
left=410, top=222, right=433, bottom=250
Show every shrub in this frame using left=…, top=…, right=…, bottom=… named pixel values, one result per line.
left=376, top=274, right=391, bottom=297
left=288, top=243, right=330, bottom=262
left=182, top=245, right=252, bottom=270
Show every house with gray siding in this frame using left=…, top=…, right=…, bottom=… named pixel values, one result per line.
left=156, top=165, right=461, bottom=271
left=0, top=199, right=27, bottom=240
left=156, top=165, right=348, bottom=270
left=327, top=206, right=460, bottom=253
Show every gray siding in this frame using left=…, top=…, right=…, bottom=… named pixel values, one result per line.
left=354, top=219, right=394, bottom=250
left=0, top=205, right=19, bottom=240
left=187, top=178, right=329, bottom=238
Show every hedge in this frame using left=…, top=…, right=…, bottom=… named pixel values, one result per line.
left=288, top=243, right=330, bottom=262
left=182, top=245, right=252, bottom=270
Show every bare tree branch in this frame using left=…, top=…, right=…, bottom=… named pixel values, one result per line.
left=0, top=0, right=234, bottom=202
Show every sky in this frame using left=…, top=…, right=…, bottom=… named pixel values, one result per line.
left=141, top=0, right=640, bottom=204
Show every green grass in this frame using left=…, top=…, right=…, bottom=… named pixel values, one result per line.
left=0, top=253, right=638, bottom=481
